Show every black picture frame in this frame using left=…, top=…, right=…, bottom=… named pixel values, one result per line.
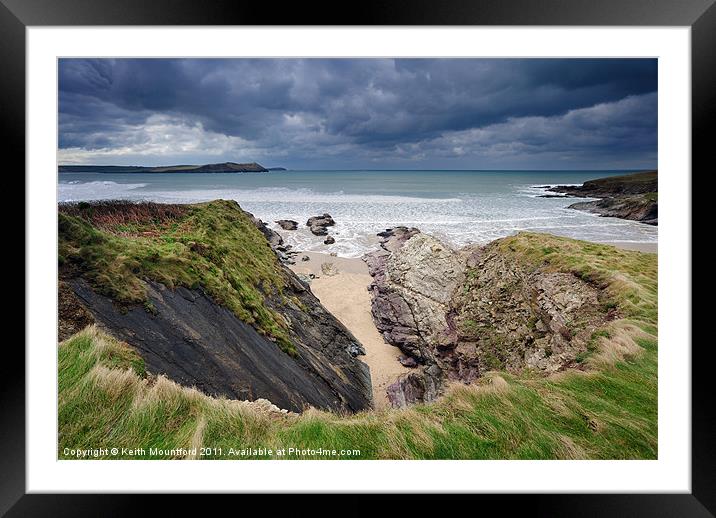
left=3, top=0, right=711, bottom=514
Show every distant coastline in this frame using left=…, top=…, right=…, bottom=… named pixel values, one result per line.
left=58, top=161, right=277, bottom=174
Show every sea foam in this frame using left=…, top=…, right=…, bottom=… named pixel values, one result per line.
left=57, top=172, right=657, bottom=258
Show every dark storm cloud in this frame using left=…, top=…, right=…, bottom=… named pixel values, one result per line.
left=58, top=58, right=657, bottom=168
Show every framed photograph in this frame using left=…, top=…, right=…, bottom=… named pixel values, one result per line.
left=4, top=0, right=712, bottom=512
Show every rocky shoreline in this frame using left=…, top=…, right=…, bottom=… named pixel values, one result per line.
left=545, top=170, right=658, bottom=225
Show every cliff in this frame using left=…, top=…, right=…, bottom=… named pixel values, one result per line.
left=58, top=200, right=372, bottom=413
left=547, top=171, right=658, bottom=225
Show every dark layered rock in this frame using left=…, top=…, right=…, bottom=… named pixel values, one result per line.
left=568, top=196, right=658, bottom=225
left=250, top=214, right=284, bottom=249
left=276, top=219, right=298, bottom=230
left=365, top=230, right=613, bottom=407
left=250, top=215, right=302, bottom=263
left=69, top=276, right=372, bottom=413
left=547, top=171, right=657, bottom=224
left=324, top=236, right=335, bottom=245
left=306, top=213, right=336, bottom=236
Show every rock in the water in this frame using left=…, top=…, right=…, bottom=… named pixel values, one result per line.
left=276, top=219, right=298, bottom=230
left=324, top=236, right=335, bottom=245
left=306, top=213, right=336, bottom=236
left=301, top=255, right=310, bottom=262
left=546, top=171, right=657, bottom=225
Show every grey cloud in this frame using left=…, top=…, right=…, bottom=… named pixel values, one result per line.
left=58, top=58, right=657, bottom=169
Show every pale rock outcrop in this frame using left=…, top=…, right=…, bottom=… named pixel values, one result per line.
left=366, top=228, right=613, bottom=408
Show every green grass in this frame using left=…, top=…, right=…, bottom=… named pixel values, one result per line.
left=582, top=170, right=657, bottom=189
left=59, top=200, right=295, bottom=354
left=58, top=231, right=657, bottom=460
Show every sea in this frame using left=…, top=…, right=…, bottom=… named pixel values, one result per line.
left=58, top=170, right=658, bottom=258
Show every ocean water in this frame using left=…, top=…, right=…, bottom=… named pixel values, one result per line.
left=58, top=170, right=658, bottom=257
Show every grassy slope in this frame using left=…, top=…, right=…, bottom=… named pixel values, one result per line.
left=59, top=231, right=657, bottom=460
left=585, top=170, right=657, bottom=186
left=59, top=200, right=296, bottom=354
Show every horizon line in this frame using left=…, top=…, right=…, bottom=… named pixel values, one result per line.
left=58, top=165, right=657, bottom=172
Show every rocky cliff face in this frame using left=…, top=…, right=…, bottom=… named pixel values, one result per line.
left=547, top=171, right=657, bottom=225
left=365, top=229, right=614, bottom=407
left=58, top=200, right=372, bottom=413
left=366, top=229, right=464, bottom=361
left=567, top=195, right=657, bottom=225
left=68, top=276, right=371, bottom=413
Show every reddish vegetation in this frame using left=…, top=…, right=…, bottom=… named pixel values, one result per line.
left=59, top=201, right=188, bottom=232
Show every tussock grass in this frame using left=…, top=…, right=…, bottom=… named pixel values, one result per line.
left=59, top=201, right=188, bottom=233
left=58, top=231, right=657, bottom=460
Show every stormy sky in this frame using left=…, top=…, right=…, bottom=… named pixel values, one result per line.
left=58, top=58, right=657, bottom=170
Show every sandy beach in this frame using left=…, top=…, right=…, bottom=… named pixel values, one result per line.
left=289, top=251, right=410, bottom=409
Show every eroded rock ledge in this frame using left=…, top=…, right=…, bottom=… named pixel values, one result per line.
left=365, top=228, right=614, bottom=407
